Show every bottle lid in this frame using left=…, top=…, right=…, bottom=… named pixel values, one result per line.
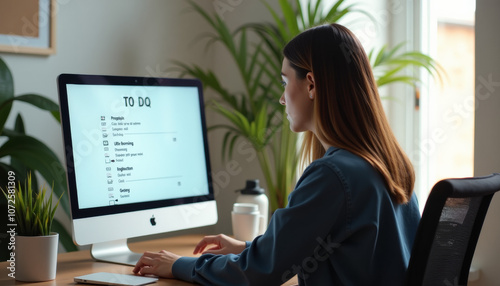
left=239, top=179, right=264, bottom=195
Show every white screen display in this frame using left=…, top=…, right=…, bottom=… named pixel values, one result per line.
left=66, top=84, right=209, bottom=209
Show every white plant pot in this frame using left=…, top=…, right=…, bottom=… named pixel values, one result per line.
left=15, top=232, right=58, bottom=282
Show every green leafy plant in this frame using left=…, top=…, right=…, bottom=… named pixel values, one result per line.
left=176, top=0, right=293, bottom=211
left=0, top=57, right=77, bottom=250
left=176, top=0, right=442, bottom=212
left=2, top=173, right=61, bottom=236
left=369, top=43, right=443, bottom=88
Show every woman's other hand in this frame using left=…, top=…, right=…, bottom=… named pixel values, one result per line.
left=193, top=234, right=247, bottom=255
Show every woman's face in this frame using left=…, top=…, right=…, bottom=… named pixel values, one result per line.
left=279, top=58, right=315, bottom=133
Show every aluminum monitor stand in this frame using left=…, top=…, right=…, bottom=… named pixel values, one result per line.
left=90, top=239, right=143, bottom=266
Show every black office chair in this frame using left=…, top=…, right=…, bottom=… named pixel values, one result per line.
left=405, top=173, right=500, bottom=286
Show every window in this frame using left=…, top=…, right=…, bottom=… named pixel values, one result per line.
left=419, top=0, right=475, bottom=205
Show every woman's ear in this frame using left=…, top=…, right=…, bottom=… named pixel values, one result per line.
left=306, top=72, right=315, bottom=99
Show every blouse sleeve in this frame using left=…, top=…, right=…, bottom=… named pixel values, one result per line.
left=172, top=161, right=348, bottom=285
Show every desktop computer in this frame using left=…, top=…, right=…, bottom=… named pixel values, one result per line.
left=57, top=74, right=217, bottom=266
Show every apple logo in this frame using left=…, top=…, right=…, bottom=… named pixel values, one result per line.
left=150, top=215, right=156, bottom=226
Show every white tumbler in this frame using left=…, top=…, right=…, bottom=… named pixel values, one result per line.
left=231, top=203, right=260, bottom=241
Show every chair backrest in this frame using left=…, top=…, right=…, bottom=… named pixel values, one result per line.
left=405, top=173, right=500, bottom=286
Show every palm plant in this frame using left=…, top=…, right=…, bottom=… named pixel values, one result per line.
left=175, top=1, right=289, bottom=211
left=0, top=57, right=77, bottom=253
left=176, top=0, right=441, bottom=212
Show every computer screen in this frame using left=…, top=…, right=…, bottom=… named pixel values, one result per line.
left=57, top=74, right=217, bottom=265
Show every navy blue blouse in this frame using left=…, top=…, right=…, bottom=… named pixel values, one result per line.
left=173, top=147, right=421, bottom=285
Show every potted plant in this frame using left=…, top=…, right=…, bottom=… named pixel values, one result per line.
left=175, top=0, right=442, bottom=214
left=2, top=172, right=61, bottom=281
left=0, top=57, right=77, bottom=258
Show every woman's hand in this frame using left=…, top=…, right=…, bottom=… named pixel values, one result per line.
left=193, top=234, right=247, bottom=255
left=133, top=250, right=181, bottom=278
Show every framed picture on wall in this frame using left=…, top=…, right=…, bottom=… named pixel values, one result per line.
left=0, top=0, right=56, bottom=55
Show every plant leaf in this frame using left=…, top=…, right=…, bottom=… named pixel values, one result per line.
left=0, top=58, right=14, bottom=134
left=10, top=93, right=60, bottom=123
left=0, top=135, right=69, bottom=216
left=279, top=0, right=300, bottom=37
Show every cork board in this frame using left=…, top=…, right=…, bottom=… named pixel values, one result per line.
left=0, top=0, right=55, bottom=55
left=0, top=0, right=40, bottom=37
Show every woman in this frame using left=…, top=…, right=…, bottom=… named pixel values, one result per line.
left=133, top=23, right=420, bottom=285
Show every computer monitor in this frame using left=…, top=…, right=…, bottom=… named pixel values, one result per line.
left=57, top=74, right=217, bottom=266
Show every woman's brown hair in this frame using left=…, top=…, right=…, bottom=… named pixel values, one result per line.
left=283, top=23, right=414, bottom=204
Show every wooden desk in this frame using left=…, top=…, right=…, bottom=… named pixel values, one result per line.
left=0, top=235, right=297, bottom=285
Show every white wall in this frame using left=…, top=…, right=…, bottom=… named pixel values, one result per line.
left=1, top=0, right=218, bottom=241
left=471, top=0, right=500, bottom=285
